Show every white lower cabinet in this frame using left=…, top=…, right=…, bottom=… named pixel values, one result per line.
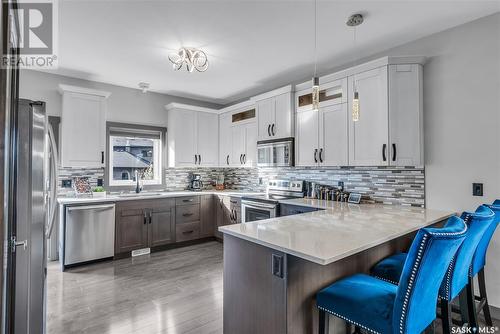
left=295, top=104, right=348, bottom=167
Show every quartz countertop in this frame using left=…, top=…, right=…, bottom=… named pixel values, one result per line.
left=57, top=190, right=263, bottom=205
left=219, top=202, right=455, bottom=265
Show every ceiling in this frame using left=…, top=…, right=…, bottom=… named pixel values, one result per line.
left=45, top=0, right=499, bottom=105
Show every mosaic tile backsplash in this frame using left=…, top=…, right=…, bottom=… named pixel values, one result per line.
left=58, top=166, right=425, bottom=207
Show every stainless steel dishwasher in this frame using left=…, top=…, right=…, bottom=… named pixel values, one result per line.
left=64, top=204, right=115, bottom=266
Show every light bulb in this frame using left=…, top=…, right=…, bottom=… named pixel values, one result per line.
left=352, top=91, right=360, bottom=122
left=312, top=77, right=319, bottom=111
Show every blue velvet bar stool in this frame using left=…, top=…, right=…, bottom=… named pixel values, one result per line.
left=370, top=205, right=495, bottom=333
left=466, top=202, right=500, bottom=328
left=316, top=215, right=467, bottom=334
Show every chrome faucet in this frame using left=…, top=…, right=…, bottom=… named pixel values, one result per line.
left=135, top=170, right=142, bottom=193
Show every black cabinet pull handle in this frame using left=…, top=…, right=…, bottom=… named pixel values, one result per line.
left=182, top=230, right=194, bottom=234
left=243, top=154, right=246, bottom=164
left=271, top=123, right=275, bottom=136
left=240, top=154, right=243, bottom=164
left=183, top=199, right=193, bottom=202
left=101, top=151, right=104, bottom=164
left=195, top=154, right=198, bottom=164
left=267, top=124, right=271, bottom=137
left=182, top=213, right=193, bottom=217
left=148, top=212, right=152, bottom=224
left=233, top=210, right=237, bottom=221
left=314, top=149, right=318, bottom=163
left=319, top=148, right=323, bottom=163
left=226, top=155, right=229, bottom=165
left=382, top=144, right=387, bottom=162
left=143, top=212, right=148, bottom=225
left=198, top=154, right=201, bottom=164
left=392, top=143, right=396, bottom=162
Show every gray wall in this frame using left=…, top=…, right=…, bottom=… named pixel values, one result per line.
left=377, top=13, right=500, bottom=307
left=19, top=70, right=221, bottom=127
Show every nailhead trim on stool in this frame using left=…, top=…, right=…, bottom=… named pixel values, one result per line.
left=318, top=306, right=381, bottom=334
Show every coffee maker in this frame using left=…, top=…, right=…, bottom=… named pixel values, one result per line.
left=189, top=174, right=203, bottom=190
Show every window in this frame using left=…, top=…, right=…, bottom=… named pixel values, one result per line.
left=107, top=123, right=165, bottom=187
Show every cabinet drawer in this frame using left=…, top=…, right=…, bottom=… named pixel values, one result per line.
left=176, top=196, right=200, bottom=206
left=176, top=204, right=200, bottom=223
left=176, top=222, right=200, bottom=242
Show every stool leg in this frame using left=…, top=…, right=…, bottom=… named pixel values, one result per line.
left=440, top=299, right=452, bottom=334
left=354, top=325, right=361, bottom=333
left=466, top=278, right=478, bottom=328
left=459, top=287, right=470, bottom=325
left=478, top=268, right=493, bottom=326
left=319, top=309, right=329, bottom=334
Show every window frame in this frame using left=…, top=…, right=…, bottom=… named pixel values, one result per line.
left=105, top=122, right=166, bottom=190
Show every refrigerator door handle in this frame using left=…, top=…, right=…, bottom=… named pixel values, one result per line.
left=46, top=124, right=59, bottom=238
left=11, top=237, right=28, bottom=252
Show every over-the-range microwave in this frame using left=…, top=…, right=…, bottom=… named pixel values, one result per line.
left=257, top=137, right=294, bottom=167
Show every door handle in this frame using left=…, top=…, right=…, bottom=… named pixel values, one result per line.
left=182, top=213, right=194, bottom=217
left=243, top=154, right=246, bottom=164
left=271, top=123, right=275, bottom=136
left=382, top=144, right=387, bottom=162
left=148, top=212, right=152, bottom=224
left=195, top=154, right=198, bottom=164
left=319, top=148, right=323, bottom=163
left=392, top=143, right=396, bottom=162
left=144, top=212, right=148, bottom=224
left=240, top=154, right=243, bottom=164
left=267, top=124, right=271, bottom=137
left=314, top=149, right=318, bottom=163
left=198, top=154, right=201, bottom=165
left=101, top=151, right=104, bottom=164
left=11, top=237, right=28, bottom=252
left=226, top=154, right=229, bottom=165
left=233, top=210, right=237, bottom=222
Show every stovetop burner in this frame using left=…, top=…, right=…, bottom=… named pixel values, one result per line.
left=242, top=180, right=304, bottom=204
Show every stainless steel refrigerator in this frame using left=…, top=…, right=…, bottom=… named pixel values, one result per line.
left=4, top=99, right=55, bottom=334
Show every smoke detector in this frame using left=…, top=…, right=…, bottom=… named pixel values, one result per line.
left=138, top=82, right=150, bottom=93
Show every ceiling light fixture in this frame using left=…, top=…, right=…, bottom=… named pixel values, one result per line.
left=138, top=82, right=150, bottom=93
left=168, top=47, right=209, bottom=73
left=347, top=13, right=364, bottom=122
left=311, top=0, right=319, bottom=112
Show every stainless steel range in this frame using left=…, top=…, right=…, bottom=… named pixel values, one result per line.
left=241, top=180, right=304, bottom=223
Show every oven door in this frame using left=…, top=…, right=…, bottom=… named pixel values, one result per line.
left=257, top=138, right=294, bottom=167
left=241, top=201, right=277, bottom=223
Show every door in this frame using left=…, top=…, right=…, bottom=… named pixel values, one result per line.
left=149, top=200, right=175, bottom=247
left=319, top=103, right=348, bottom=166
left=273, top=93, right=293, bottom=139
left=348, top=66, right=389, bottom=166
left=219, top=113, right=232, bottom=166
left=388, top=64, right=423, bottom=166
left=257, top=98, right=275, bottom=140
left=200, top=195, right=215, bottom=237
left=61, top=92, right=105, bottom=167
left=172, top=110, right=197, bottom=166
left=295, top=108, right=319, bottom=166
left=197, top=112, right=219, bottom=166
left=244, top=123, right=257, bottom=167
left=231, top=124, right=245, bottom=166
left=115, top=203, right=149, bottom=254
left=11, top=100, right=47, bottom=334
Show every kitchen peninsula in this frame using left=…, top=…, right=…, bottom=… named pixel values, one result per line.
left=219, top=202, right=455, bottom=334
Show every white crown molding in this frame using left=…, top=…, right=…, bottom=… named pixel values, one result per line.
left=295, top=56, right=426, bottom=91
left=164, top=102, right=219, bottom=114
left=58, top=84, right=111, bottom=98
left=250, top=85, right=293, bottom=102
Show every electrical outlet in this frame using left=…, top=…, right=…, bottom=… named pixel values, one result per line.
left=472, top=183, right=483, bottom=196
left=97, top=178, right=103, bottom=186
left=62, top=179, right=72, bottom=188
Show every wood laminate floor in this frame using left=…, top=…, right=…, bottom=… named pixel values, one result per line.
left=47, top=241, right=223, bottom=334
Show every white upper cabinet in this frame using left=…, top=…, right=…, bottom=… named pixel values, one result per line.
left=219, top=113, right=232, bottom=167
left=348, top=66, right=389, bottom=166
left=319, top=103, right=348, bottom=166
left=58, top=85, right=110, bottom=168
left=295, top=103, right=348, bottom=167
left=166, top=104, right=218, bottom=167
left=253, top=86, right=293, bottom=141
left=388, top=64, right=423, bottom=166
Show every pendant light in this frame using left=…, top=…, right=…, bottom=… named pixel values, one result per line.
left=311, top=0, right=319, bottom=112
left=347, top=14, right=363, bottom=122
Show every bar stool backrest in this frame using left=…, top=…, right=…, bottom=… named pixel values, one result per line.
left=471, top=204, right=500, bottom=276
left=393, top=215, right=467, bottom=334
left=438, top=205, right=495, bottom=300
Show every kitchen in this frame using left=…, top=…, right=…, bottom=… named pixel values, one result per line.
left=0, top=1, right=499, bottom=334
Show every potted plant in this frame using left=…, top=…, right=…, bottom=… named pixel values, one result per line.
left=92, top=186, right=106, bottom=198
